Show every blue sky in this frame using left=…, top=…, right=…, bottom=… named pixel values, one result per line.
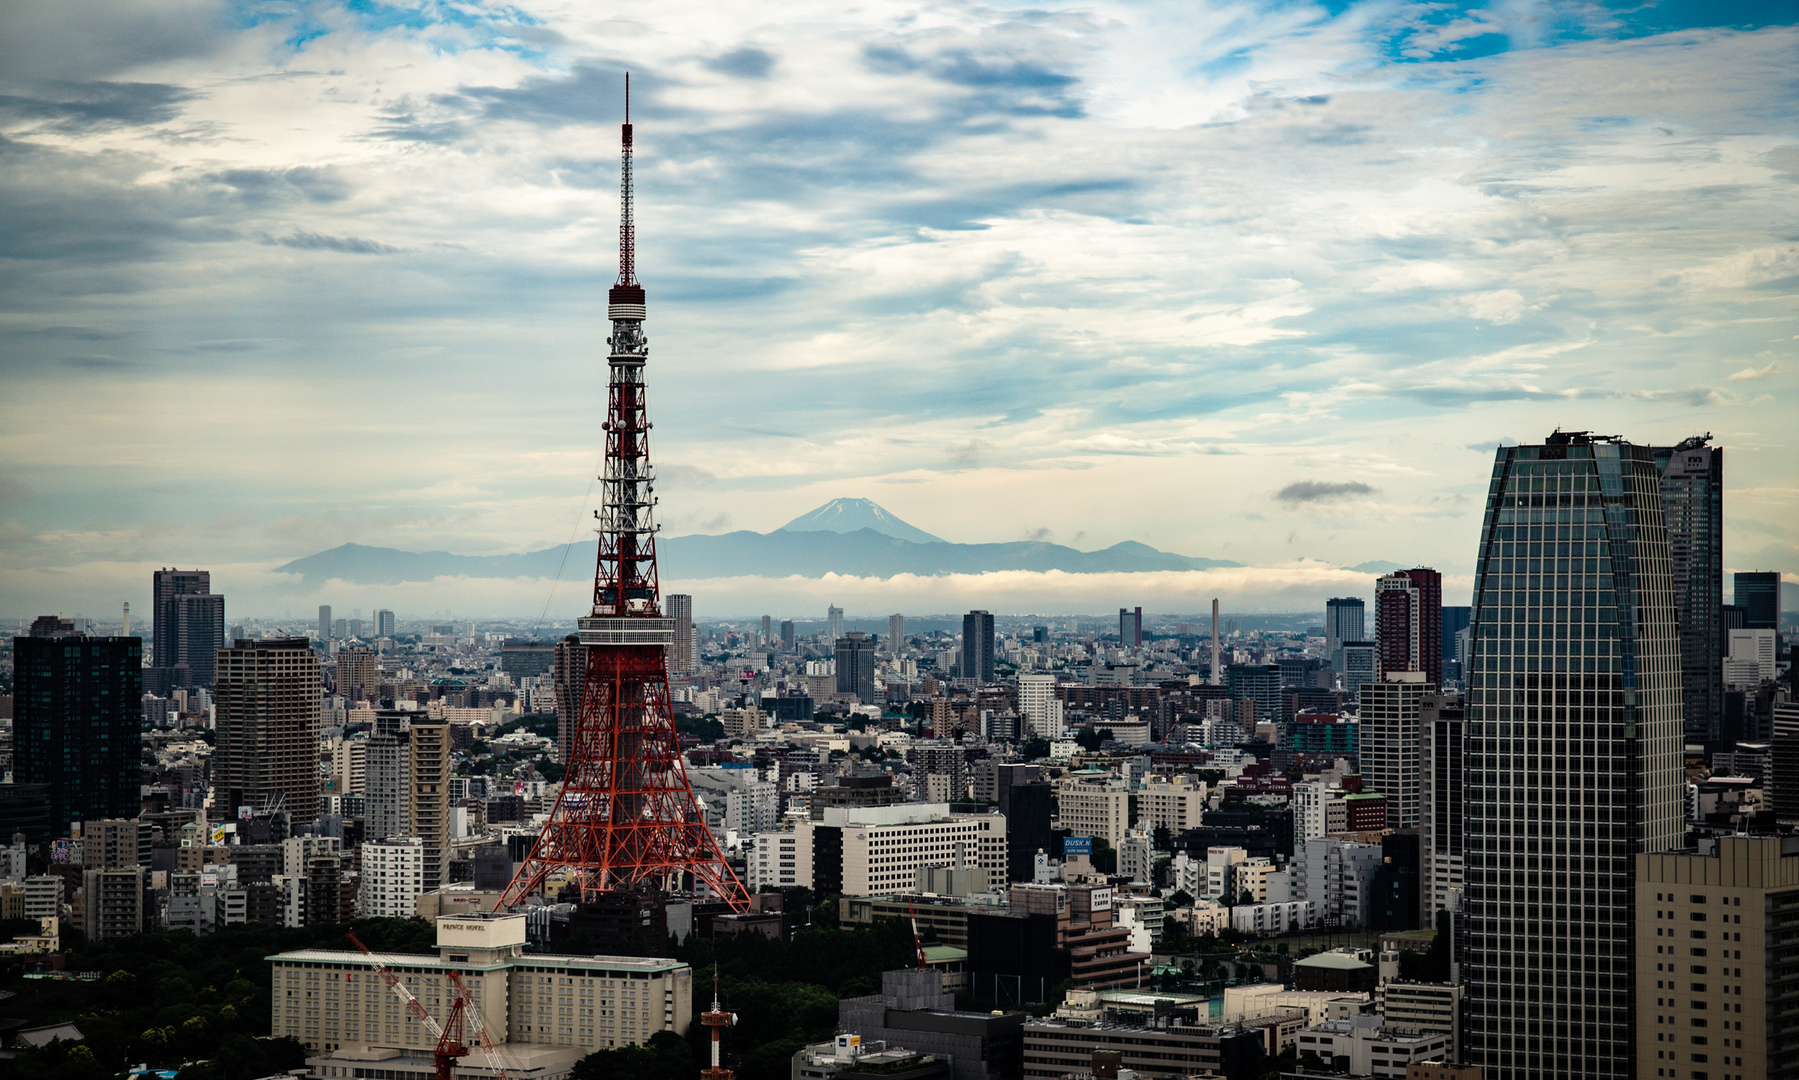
left=0, top=0, right=1794, bottom=619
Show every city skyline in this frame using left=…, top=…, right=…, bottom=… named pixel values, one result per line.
left=1, top=2, right=1795, bottom=620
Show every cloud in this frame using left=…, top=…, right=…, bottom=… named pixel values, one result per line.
left=1727, top=361, right=1782, bottom=381
left=266, top=231, right=401, bottom=255
left=1275, top=481, right=1377, bottom=504
left=0, top=81, right=195, bottom=131
left=0, top=477, right=33, bottom=501
left=706, top=48, right=776, bottom=79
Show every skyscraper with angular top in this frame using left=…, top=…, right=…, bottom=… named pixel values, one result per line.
left=1652, top=436, right=1724, bottom=742
left=1463, top=432, right=1683, bottom=1080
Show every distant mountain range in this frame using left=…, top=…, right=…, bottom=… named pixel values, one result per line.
left=273, top=498, right=1245, bottom=585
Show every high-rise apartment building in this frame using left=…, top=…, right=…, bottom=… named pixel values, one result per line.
left=553, top=634, right=586, bottom=764
left=13, top=629, right=142, bottom=835
left=962, top=610, right=995, bottom=684
left=1464, top=432, right=1684, bottom=1080
left=358, top=836, right=425, bottom=917
left=1734, top=571, right=1782, bottom=630
left=215, top=638, right=322, bottom=825
left=1419, top=693, right=1465, bottom=921
left=1225, top=664, right=1282, bottom=723
left=666, top=593, right=694, bottom=674
left=336, top=645, right=377, bottom=702
left=1653, top=437, right=1724, bottom=743
left=888, top=613, right=905, bottom=655
left=1376, top=568, right=1443, bottom=685
left=827, top=605, right=845, bottom=645
left=318, top=604, right=332, bottom=645
left=1636, top=835, right=1799, bottom=1080
left=373, top=609, right=396, bottom=638
left=1119, top=606, right=1143, bottom=648
left=365, top=719, right=412, bottom=843
left=1326, top=597, right=1366, bottom=671
left=1358, top=674, right=1429, bottom=829
left=152, top=567, right=225, bottom=690
left=835, top=632, right=878, bottom=702
left=409, top=718, right=452, bottom=890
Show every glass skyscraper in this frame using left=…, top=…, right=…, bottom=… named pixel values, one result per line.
left=1734, top=570, right=1782, bottom=629
left=1653, top=436, right=1724, bottom=742
left=1464, top=433, right=1684, bottom=1080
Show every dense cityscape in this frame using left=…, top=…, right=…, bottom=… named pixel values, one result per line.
left=2, top=6, right=1795, bottom=1080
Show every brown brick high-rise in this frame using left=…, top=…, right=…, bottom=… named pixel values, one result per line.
left=215, top=638, right=321, bottom=824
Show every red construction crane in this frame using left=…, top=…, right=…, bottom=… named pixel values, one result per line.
left=346, top=933, right=510, bottom=1080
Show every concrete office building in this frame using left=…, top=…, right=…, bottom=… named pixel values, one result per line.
left=1359, top=675, right=1430, bottom=829
left=827, top=605, right=845, bottom=644
left=841, top=970, right=1025, bottom=1080
left=1340, top=642, right=1378, bottom=697
left=374, top=609, right=395, bottom=638
left=1637, top=834, right=1799, bottom=1080
left=1054, top=781, right=1130, bottom=850
left=12, top=629, right=142, bottom=836
left=270, top=912, right=692, bottom=1060
left=889, top=613, right=905, bottom=655
left=1419, top=694, right=1465, bottom=920
left=1653, top=437, right=1725, bottom=742
left=961, top=610, right=995, bottom=684
left=1463, top=432, right=1684, bottom=1080
left=318, top=604, right=332, bottom=645
left=796, top=804, right=1006, bottom=898
left=781, top=619, right=796, bottom=652
left=214, top=639, right=322, bottom=825
left=1118, top=606, right=1143, bottom=648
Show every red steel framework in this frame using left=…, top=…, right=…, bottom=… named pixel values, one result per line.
left=497, top=76, right=749, bottom=912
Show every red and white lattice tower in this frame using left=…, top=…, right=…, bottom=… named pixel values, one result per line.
left=497, top=76, right=749, bottom=912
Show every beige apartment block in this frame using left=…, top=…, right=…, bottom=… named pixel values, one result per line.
left=1637, top=834, right=1799, bottom=1080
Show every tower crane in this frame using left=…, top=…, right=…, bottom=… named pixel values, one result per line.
left=346, top=933, right=512, bottom=1080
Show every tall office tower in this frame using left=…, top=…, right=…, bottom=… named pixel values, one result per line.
left=214, top=639, right=323, bottom=825
left=1325, top=597, right=1366, bottom=671
left=888, top=613, right=905, bottom=656
left=408, top=718, right=451, bottom=889
left=1440, top=605, right=1472, bottom=684
left=151, top=567, right=225, bottom=690
left=780, top=619, right=795, bottom=652
left=348, top=617, right=363, bottom=640
left=1653, top=436, right=1724, bottom=743
left=1211, top=598, right=1222, bottom=685
left=835, top=632, right=878, bottom=702
left=13, top=626, right=142, bottom=835
left=1636, top=835, right=1799, bottom=1080
left=552, top=634, right=586, bottom=765
left=1119, top=606, right=1143, bottom=648
left=1376, top=568, right=1444, bottom=684
left=827, top=605, right=844, bottom=645
left=374, top=608, right=396, bottom=638
left=1418, top=693, right=1465, bottom=921
left=1359, top=674, right=1429, bottom=828
left=962, top=609, right=995, bottom=684
left=666, top=593, right=695, bottom=674
left=336, top=645, right=377, bottom=702
left=1735, top=571, right=1782, bottom=629
left=318, top=604, right=332, bottom=645
left=1464, top=432, right=1684, bottom=1080
left=760, top=614, right=771, bottom=645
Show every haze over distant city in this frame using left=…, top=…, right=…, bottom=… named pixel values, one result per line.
left=2, top=1, right=1795, bottom=619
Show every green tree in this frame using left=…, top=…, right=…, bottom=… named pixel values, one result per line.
left=1091, top=837, right=1118, bottom=874
left=571, top=1031, right=692, bottom=1080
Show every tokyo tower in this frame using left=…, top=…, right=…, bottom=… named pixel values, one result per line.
left=497, top=77, right=750, bottom=912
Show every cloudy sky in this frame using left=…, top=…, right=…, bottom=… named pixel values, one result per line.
left=2, top=0, right=1795, bottom=621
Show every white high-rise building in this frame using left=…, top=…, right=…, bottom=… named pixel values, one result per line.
left=748, top=830, right=802, bottom=893
left=888, top=613, right=904, bottom=655
left=827, top=605, right=844, bottom=644
left=357, top=837, right=425, bottom=917
left=1357, top=675, right=1429, bottom=829
left=1725, top=627, right=1777, bottom=686
left=1017, top=673, right=1061, bottom=737
left=666, top=594, right=695, bottom=674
